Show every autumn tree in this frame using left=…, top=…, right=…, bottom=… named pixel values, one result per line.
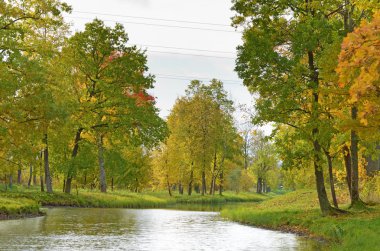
left=231, top=0, right=357, bottom=214
left=62, top=19, right=166, bottom=193
left=337, top=11, right=380, bottom=143
left=250, top=130, right=278, bottom=193
left=0, top=0, right=71, bottom=193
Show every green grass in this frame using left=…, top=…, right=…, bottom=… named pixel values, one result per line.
left=221, top=189, right=380, bottom=251
left=0, top=197, right=41, bottom=219
left=171, top=191, right=268, bottom=204
left=0, top=189, right=170, bottom=209
left=0, top=186, right=268, bottom=219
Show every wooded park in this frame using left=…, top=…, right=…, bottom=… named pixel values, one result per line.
left=1, top=0, right=380, bottom=250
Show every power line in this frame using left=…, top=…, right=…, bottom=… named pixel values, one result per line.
left=132, top=44, right=235, bottom=54
left=147, top=50, right=235, bottom=59
left=155, top=76, right=242, bottom=85
left=73, top=11, right=231, bottom=27
left=66, top=16, right=241, bottom=33
left=154, top=74, right=242, bottom=85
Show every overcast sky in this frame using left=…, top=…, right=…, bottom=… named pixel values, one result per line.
left=64, top=0, right=261, bottom=130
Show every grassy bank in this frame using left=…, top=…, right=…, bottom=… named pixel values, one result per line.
left=0, top=197, right=41, bottom=220
left=0, top=186, right=267, bottom=219
left=221, top=190, right=380, bottom=251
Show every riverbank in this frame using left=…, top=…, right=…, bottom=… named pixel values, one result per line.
left=0, top=197, right=42, bottom=220
left=0, top=186, right=267, bottom=219
left=221, top=190, right=380, bottom=251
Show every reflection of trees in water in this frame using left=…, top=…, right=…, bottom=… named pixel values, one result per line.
left=40, top=208, right=138, bottom=235
left=0, top=208, right=324, bottom=250
left=0, top=216, right=44, bottom=235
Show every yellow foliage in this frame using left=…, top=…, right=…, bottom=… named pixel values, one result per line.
left=337, top=11, right=380, bottom=139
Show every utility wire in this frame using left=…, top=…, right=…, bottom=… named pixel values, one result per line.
left=132, top=44, right=235, bottom=54
left=154, top=74, right=242, bottom=85
left=73, top=11, right=231, bottom=27
left=66, top=16, right=241, bottom=33
left=147, top=50, right=235, bottom=59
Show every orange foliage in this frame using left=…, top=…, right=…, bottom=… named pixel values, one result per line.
left=337, top=12, right=380, bottom=132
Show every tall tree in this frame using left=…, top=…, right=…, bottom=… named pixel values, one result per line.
left=0, top=0, right=71, bottom=193
left=231, top=0, right=351, bottom=214
left=337, top=10, right=380, bottom=205
left=62, top=19, right=166, bottom=192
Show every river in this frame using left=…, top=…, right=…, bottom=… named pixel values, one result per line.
left=0, top=208, right=322, bottom=250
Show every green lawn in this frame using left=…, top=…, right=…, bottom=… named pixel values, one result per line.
left=221, top=189, right=380, bottom=251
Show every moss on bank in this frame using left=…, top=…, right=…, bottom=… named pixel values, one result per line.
left=221, top=190, right=380, bottom=251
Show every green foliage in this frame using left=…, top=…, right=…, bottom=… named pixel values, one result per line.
left=1, top=7, right=167, bottom=194
left=152, top=80, right=241, bottom=195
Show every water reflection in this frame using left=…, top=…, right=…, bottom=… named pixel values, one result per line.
left=0, top=208, right=323, bottom=250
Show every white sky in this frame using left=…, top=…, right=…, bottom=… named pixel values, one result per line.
left=63, top=0, right=266, bottom=131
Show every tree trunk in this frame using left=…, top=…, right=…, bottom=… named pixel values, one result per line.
left=111, top=177, right=114, bottom=192
left=212, top=177, right=216, bottom=195
left=257, top=177, right=262, bottom=194
left=97, top=134, right=107, bottom=193
left=33, top=174, right=37, bottom=186
left=9, top=174, right=13, bottom=189
left=188, top=167, right=193, bottom=196
left=167, top=175, right=172, bottom=196
left=178, top=182, right=183, bottom=195
left=65, top=128, right=83, bottom=194
left=40, top=155, right=44, bottom=192
left=209, top=178, right=214, bottom=195
left=219, top=170, right=224, bottom=195
left=65, top=178, right=73, bottom=194
left=313, top=134, right=335, bottom=215
left=308, top=50, right=334, bottom=215
left=201, top=170, right=206, bottom=196
left=342, top=0, right=362, bottom=208
left=325, top=151, right=338, bottom=208
left=210, top=151, right=217, bottom=195
left=350, top=106, right=361, bottom=206
left=17, top=168, right=22, bottom=184
left=43, top=134, right=53, bottom=193
left=343, top=145, right=352, bottom=198
left=313, top=157, right=333, bottom=215
left=28, top=164, right=33, bottom=188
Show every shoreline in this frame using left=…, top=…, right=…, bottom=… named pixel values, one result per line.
left=220, top=190, right=380, bottom=251
left=0, top=211, right=45, bottom=221
left=0, top=189, right=267, bottom=220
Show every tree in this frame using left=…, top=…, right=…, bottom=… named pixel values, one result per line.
left=0, top=0, right=71, bottom=193
left=62, top=19, right=166, bottom=193
left=155, top=80, right=239, bottom=196
left=250, top=130, right=278, bottom=193
left=231, top=0, right=352, bottom=214
left=337, top=11, right=380, bottom=141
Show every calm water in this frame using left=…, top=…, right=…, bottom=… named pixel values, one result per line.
left=0, top=208, right=322, bottom=250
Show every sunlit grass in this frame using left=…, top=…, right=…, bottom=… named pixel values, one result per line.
left=0, top=185, right=269, bottom=218
left=0, top=197, right=40, bottom=219
left=221, top=189, right=380, bottom=251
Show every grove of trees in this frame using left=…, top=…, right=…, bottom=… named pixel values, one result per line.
left=0, top=0, right=166, bottom=194
left=1, top=0, right=380, bottom=218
